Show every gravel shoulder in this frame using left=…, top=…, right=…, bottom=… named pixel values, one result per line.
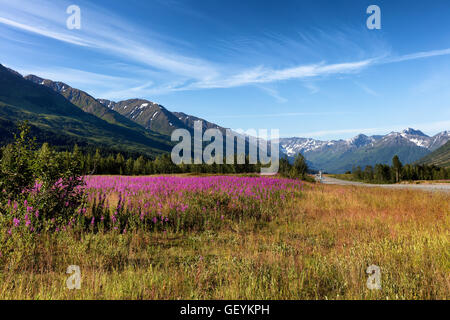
left=319, top=176, right=450, bottom=193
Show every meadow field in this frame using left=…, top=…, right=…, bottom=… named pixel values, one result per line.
left=0, top=175, right=448, bottom=300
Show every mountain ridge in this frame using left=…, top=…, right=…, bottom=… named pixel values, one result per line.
left=3, top=64, right=448, bottom=171
left=280, top=129, right=449, bottom=173
left=0, top=64, right=172, bottom=157
left=417, top=141, right=450, bottom=168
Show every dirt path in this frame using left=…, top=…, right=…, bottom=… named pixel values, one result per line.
left=319, top=176, right=450, bottom=193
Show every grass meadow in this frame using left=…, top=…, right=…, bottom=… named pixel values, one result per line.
left=0, top=175, right=448, bottom=300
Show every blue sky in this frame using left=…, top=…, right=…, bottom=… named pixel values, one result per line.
left=1, top=0, right=449, bottom=139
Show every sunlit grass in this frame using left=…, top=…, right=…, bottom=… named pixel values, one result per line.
left=0, top=179, right=448, bottom=299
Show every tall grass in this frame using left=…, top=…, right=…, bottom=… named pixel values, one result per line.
left=0, top=177, right=448, bottom=299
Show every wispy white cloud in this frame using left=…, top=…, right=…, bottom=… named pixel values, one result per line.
left=354, top=81, right=378, bottom=96
left=2, top=0, right=450, bottom=102
left=256, top=86, right=287, bottom=103
left=186, top=59, right=375, bottom=90
left=0, top=17, right=92, bottom=46
left=302, top=82, right=320, bottom=94
left=0, top=0, right=217, bottom=80
left=15, top=66, right=131, bottom=87
left=384, top=48, right=450, bottom=64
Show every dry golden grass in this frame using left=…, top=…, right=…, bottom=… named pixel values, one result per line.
left=1, top=183, right=449, bottom=299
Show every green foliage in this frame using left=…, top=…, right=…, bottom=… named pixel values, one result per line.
left=32, top=143, right=85, bottom=225
left=0, top=122, right=36, bottom=202
left=352, top=166, right=363, bottom=181
left=392, top=155, right=403, bottom=183
left=292, top=153, right=308, bottom=179
left=79, top=151, right=265, bottom=176
left=279, top=154, right=310, bottom=180
left=0, top=122, right=85, bottom=229
left=350, top=155, right=450, bottom=183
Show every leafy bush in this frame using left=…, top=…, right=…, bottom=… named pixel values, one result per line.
left=0, top=122, right=85, bottom=231
left=0, top=122, right=35, bottom=202
left=279, top=154, right=311, bottom=181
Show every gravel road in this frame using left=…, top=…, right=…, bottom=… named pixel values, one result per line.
left=318, top=176, right=450, bottom=193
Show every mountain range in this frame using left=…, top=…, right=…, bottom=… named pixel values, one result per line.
left=1, top=63, right=449, bottom=171
left=24, top=73, right=227, bottom=137
left=0, top=64, right=171, bottom=156
left=280, top=129, right=450, bottom=173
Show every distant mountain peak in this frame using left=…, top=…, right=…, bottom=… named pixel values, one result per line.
left=402, top=128, right=428, bottom=137
left=434, top=130, right=449, bottom=137
left=347, top=133, right=374, bottom=147
left=25, top=75, right=71, bottom=93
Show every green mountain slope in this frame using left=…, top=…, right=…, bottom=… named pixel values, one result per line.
left=98, top=99, right=190, bottom=136
left=0, top=64, right=172, bottom=156
left=24, top=75, right=148, bottom=132
left=417, top=141, right=450, bottom=167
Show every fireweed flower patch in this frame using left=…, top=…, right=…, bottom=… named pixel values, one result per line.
left=1, top=175, right=303, bottom=236
left=84, top=176, right=303, bottom=233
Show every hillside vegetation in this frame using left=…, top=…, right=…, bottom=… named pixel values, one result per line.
left=0, top=65, right=172, bottom=157
left=418, top=141, right=450, bottom=168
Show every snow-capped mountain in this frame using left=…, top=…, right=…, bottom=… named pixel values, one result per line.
left=98, top=98, right=188, bottom=136
left=428, top=130, right=450, bottom=150
left=98, top=99, right=230, bottom=137
left=280, top=134, right=381, bottom=157
left=280, top=129, right=450, bottom=173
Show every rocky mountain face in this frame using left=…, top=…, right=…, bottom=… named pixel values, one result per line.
left=98, top=99, right=228, bottom=136
left=98, top=98, right=188, bottom=136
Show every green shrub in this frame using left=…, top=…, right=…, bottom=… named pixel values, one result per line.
left=0, top=122, right=85, bottom=230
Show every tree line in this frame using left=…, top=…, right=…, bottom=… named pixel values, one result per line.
left=75, top=150, right=310, bottom=178
left=77, top=150, right=264, bottom=175
left=0, top=122, right=310, bottom=179
left=1, top=144, right=310, bottom=177
left=351, top=155, right=449, bottom=183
